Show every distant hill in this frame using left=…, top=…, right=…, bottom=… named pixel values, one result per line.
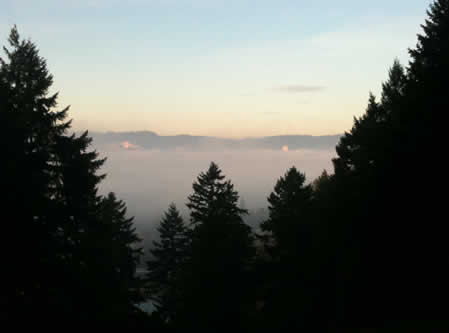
left=89, top=131, right=341, bottom=151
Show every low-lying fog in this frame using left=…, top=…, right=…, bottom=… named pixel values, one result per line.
left=92, top=132, right=339, bottom=240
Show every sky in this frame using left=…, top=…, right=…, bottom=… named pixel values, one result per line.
left=1, top=0, right=432, bottom=138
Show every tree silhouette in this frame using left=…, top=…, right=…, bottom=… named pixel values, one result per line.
left=0, top=26, right=144, bottom=325
left=94, top=192, right=144, bottom=319
left=328, top=0, right=449, bottom=326
left=178, top=162, right=255, bottom=330
left=395, top=0, right=449, bottom=321
left=146, top=203, right=189, bottom=321
left=1, top=25, right=73, bottom=323
left=257, top=167, right=323, bottom=331
left=260, top=167, right=313, bottom=259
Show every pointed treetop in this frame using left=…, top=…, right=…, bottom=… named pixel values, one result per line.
left=408, top=0, right=449, bottom=82
left=8, top=25, right=20, bottom=47
left=204, top=161, right=225, bottom=180
left=272, top=166, right=307, bottom=197
left=187, top=161, right=247, bottom=225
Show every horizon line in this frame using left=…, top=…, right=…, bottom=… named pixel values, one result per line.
left=81, top=130, right=343, bottom=140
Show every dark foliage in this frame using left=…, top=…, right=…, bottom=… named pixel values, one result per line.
left=175, top=162, right=255, bottom=331
left=146, top=203, right=189, bottom=321
left=327, top=0, right=449, bottom=327
left=0, top=26, right=146, bottom=326
left=257, top=167, right=329, bottom=331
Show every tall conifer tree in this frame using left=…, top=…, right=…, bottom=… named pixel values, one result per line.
left=0, top=26, right=143, bottom=325
left=179, top=162, right=254, bottom=330
left=146, top=203, right=189, bottom=321
left=258, top=167, right=321, bottom=330
left=328, top=0, right=449, bottom=325
left=1, top=25, right=72, bottom=321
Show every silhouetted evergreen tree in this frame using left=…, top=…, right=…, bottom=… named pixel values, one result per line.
left=393, top=0, right=449, bottom=322
left=310, top=169, right=336, bottom=326
left=0, top=26, right=145, bottom=326
left=260, top=167, right=312, bottom=258
left=177, top=162, right=255, bottom=331
left=146, top=203, right=189, bottom=321
left=1, top=25, right=72, bottom=323
left=257, top=167, right=325, bottom=331
left=311, top=169, right=330, bottom=192
left=328, top=1, right=449, bottom=327
left=94, top=192, right=144, bottom=319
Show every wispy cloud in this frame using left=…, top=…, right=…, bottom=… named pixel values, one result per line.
left=275, top=85, right=325, bottom=94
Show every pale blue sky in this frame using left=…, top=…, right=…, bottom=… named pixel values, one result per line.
left=1, top=0, right=432, bottom=137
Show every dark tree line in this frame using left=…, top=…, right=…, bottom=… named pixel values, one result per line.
left=146, top=1, right=449, bottom=331
left=2, top=0, right=448, bottom=330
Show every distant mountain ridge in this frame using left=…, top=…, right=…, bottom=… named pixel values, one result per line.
left=89, top=131, right=341, bottom=151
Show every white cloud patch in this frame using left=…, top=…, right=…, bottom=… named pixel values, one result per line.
left=120, top=141, right=141, bottom=150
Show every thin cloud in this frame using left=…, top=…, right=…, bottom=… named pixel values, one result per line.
left=276, top=85, right=325, bottom=94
